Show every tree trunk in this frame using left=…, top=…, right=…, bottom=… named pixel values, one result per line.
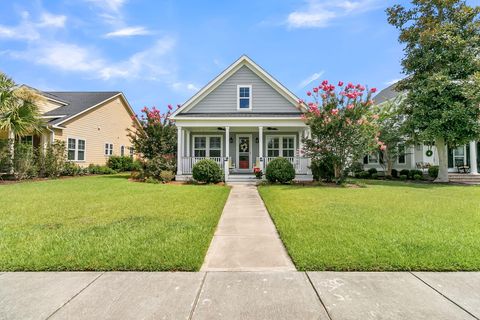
left=386, top=159, right=393, bottom=176
left=7, top=128, right=14, bottom=174
left=435, top=137, right=449, bottom=183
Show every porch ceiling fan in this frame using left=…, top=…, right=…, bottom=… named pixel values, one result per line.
left=266, top=127, right=278, bottom=131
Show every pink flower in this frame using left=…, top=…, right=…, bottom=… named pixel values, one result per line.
left=307, top=91, right=312, bottom=96
left=380, top=145, right=386, bottom=151
left=338, top=81, right=344, bottom=87
left=331, top=108, right=339, bottom=115
left=313, top=87, right=319, bottom=93
left=322, top=80, right=329, bottom=85
left=372, top=114, right=379, bottom=120
left=321, top=94, right=327, bottom=99
left=347, top=104, right=354, bottom=110
left=370, top=88, right=377, bottom=93
left=167, top=104, right=173, bottom=110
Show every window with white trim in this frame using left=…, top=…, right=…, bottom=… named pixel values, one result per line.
left=129, top=147, right=134, bottom=158
left=266, top=136, right=295, bottom=158
left=120, top=145, right=125, bottom=156
left=237, top=85, right=252, bottom=110
left=193, top=136, right=222, bottom=158
left=67, top=138, right=85, bottom=161
left=105, top=143, right=113, bottom=156
left=397, top=144, right=406, bottom=164
left=19, top=135, right=33, bottom=145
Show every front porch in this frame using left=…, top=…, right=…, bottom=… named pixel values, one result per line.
left=175, top=125, right=312, bottom=182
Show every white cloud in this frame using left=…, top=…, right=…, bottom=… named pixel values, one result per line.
left=171, top=82, right=199, bottom=92
left=85, top=0, right=126, bottom=13
left=286, top=0, right=382, bottom=29
left=105, top=26, right=152, bottom=38
left=0, top=11, right=66, bottom=40
left=298, top=71, right=325, bottom=88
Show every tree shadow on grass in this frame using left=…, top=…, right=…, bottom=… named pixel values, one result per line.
left=97, top=174, right=130, bottom=180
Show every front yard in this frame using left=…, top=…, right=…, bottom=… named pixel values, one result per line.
left=0, top=174, right=230, bottom=271
left=259, top=181, right=480, bottom=271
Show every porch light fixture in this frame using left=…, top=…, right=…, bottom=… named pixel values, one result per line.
left=255, top=137, right=259, bottom=143
left=229, top=137, right=233, bottom=143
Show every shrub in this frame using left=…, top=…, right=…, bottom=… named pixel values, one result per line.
left=358, top=171, right=370, bottom=179
left=391, top=169, right=398, bottom=178
left=130, top=170, right=145, bottom=181
left=413, top=174, right=423, bottom=180
left=192, top=159, right=223, bottom=183
left=144, top=155, right=176, bottom=180
left=107, top=156, right=140, bottom=172
left=87, top=164, right=116, bottom=175
left=42, top=141, right=66, bottom=178
left=371, top=173, right=379, bottom=179
left=62, top=162, right=83, bottom=176
left=400, top=174, right=408, bottom=181
left=310, top=157, right=335, bottom=182
left=428, top=166, right=439, bottom=178
left=160, top=170, right=175, bottom=183
left=399, top=169, right=410, bottom=177
left=13, top=143, right=37, bottom=180
left=410, top=169, right=423, bottom=179
left=368, top=168, right=378, bottom=176
left=265, top=157, right=295, bottom=184
left=349, top=162, right=364, bottom=175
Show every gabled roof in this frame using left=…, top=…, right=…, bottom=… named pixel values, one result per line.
left=375, top=82, right=403, bottom=104
left=42, top=92, right=122, bottom=126
left=171, top=55, right=305, bottom=118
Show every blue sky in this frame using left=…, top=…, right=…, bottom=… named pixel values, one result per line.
left=0, top=0, right=475, bottom=114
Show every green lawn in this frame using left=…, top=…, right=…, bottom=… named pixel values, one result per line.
left=259, top=181, right=480, bottom=271
left=0, top=174, right=230, bottom=271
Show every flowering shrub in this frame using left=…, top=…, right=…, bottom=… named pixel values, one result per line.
left=128, top=106, right=177, bottom=161
left=300, top=80, right=380, bottom=182
left=253, top=167, right=263, bottom=179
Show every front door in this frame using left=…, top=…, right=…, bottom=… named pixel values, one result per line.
left=237, top=135, right=251, bottom=170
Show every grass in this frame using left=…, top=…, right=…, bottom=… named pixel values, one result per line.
left=259, top=180, right=480, bottom=271
left=0, top=174, right=230, bottom=271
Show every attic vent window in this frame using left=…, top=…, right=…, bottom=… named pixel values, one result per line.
left=237, top=85, right=252, bottom=111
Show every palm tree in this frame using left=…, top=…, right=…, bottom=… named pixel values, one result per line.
left=0, top=72, right=44, bottom=173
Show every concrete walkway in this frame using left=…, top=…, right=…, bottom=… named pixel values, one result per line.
left=1, top=271, right=480, bottom=320
left=200, top=184, right=295, bottom=272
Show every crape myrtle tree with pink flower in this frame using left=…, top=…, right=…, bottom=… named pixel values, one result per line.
left=299, top=80, right=381, bottom=183
left=127, top=104, right=178, bottom=180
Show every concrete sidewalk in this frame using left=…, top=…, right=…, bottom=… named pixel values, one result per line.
left=200, top=184, right=295, bottom=271
left=1, top=271, right=479, bottom=320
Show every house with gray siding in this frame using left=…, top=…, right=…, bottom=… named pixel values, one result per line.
left=171, top=55, right=311, bottom=182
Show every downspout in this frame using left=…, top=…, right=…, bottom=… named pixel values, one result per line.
left=46, top=125, right=55, bottom=143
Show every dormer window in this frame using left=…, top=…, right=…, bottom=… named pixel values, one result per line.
left=237, top=85, right=252, bottom=111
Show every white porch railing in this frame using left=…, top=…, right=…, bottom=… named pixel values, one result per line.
left=181, top=157, right=225, bottom=174
left=264, top=157, right=311, bottom=175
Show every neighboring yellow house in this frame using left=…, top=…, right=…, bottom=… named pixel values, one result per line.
left=1, top=89, right=141, bottom=167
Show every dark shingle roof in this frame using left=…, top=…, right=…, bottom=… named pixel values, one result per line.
left=174, top=112, right=303, bottom=118
left=374, top=82, right=403, bottom=104
left=42, top=92, right=120, bottom=125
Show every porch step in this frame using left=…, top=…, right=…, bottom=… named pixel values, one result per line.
left=448, top=174, right=480, bottom=184
left=227, top=174, right=258, bottom=182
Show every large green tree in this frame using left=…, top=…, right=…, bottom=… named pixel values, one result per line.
left=0, top=72, right=44, bottom=173
left=387, top=0, right=480, bottom=182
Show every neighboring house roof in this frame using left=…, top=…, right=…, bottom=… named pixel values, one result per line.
left=374, top=82, right=403, bottom=104
left=171, top=55, right=306, bottom=118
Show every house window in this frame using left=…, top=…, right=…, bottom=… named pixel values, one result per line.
left=266, top=136, right=296, bottom=158
left=397, top=144, right=406, bottom=164
left=129, top=147, right=134, bottom=158
left=364, top=152, right=379, bottom=164
left=20, top=135, right=33, bottom=145
left=193, top=136, right=223, bottom=158
left=105, top=143, right=114, bottom=156
left=237, top=85, right=252, bottom=110
left=120, top=145, right=125, bottom=156
left=68, top=138, right=86, bottom=161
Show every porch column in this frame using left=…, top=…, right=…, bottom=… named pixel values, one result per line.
left=470, top=141, right=478, bottom=174
left=177, top=126, right=183, bottom=175
left=258, top=126, right=264, bottom=171
left=225, top=126, right=230, bottom=159
left=298, top=129, right=305, bottom=156
left=186, top=130, right=191, bottom=157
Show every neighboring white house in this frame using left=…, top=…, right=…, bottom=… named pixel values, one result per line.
left=370, top=83, right=479, bottom=176
left=170, top=55, right=311, bottom=182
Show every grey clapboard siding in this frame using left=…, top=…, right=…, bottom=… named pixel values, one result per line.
left=187, top=66, right=298, bottom=113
